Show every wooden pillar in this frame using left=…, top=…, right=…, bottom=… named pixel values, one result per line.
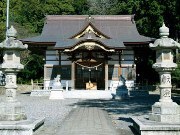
left=119, top=51, right=121, bottom=66
left=58, top=51, right=61, bottom=66
left=58, top=51, right=61, bottom=73
left=105, top=62, right=108, bottom=90
left=71, top=62, right=75, bottom=90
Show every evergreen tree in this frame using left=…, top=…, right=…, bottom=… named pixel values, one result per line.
left=0, top=0, right=6, bottom=42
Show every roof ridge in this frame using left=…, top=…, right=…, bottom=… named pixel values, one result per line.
left=92, top=15, right=134, bottom=21
left=46, top=15, right=89, bottom=21
left=46, top=15, right=134, bottom=21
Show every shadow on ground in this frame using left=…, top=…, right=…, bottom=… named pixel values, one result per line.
left=74, top=93, right=180, bottom=115
left=72, top=93, right=180, bottom=135
left=74, top=94, right=159, bottom=116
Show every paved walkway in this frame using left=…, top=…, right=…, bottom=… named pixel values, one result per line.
left=55, top=107, right=119, bottom=135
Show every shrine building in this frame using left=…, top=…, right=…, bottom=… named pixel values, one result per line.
left=22, top=15, right=154, bottom=90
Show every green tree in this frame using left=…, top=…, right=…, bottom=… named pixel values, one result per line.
left=87, top=0, right=115, bottom=15
left=18, top=53, right=44, bottom=83
left=159, top=0, right=180, bottom=39
left=44, top=0, right=75, bottom=15
left=135, top=0, right=164, bottom=38
left=72, top=0, right=89, bottom=14
left=172, top=54, right=180, bottom=87
left=10, top=0, right=77, bottom=34
left=101, top=0, right=180, bottom=39
left=10, top=0, right=45, bottom=33
left=0, top=0, right=6, bottom=42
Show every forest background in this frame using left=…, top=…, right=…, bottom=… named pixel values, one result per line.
left=0, top=0, right=179, bottom=85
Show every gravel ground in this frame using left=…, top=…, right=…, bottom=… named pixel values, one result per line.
left=0, top=93, right=79, bottom=135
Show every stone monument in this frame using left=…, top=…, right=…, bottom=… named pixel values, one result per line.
left=49, top=74, right=64, bottom=99
left=0, top=26, right=44, bottom=135
left=132, top=23, right=180, bottom=135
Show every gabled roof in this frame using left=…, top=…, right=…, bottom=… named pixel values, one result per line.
left=22, top=15, right=154, bottom=49
left=69, top=22, right=111, bottom=39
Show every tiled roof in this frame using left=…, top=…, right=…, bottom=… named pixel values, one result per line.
left=22, top=15, right=154, bottom=49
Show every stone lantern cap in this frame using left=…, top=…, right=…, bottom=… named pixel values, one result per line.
left=149, top=23, right=180, bottom=50
left=0, top=26, right=28, bottom=50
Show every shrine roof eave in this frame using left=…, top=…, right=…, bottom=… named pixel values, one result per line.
left=20, top=40, right=55, bottom=47
left=124, top=41, right=151, bottom=46
left=54, top=38, right=125, bottom=51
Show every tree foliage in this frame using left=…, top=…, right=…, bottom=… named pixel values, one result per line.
left=0, top=0, right=6, bottom=41
left=18, top=53, right=44, bottom=83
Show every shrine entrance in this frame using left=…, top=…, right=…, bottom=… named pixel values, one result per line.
left=75, top=61, right=105, bottom=90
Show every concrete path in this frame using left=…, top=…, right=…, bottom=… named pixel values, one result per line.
left=55, top=107, right=119, bottom=135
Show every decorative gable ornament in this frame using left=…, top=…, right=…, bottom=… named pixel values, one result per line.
left=84, top=43, right=95, bottom=50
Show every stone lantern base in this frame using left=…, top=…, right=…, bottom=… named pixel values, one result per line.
left=132, top=117, right=180, bottom=135
left=0, top=101, right=27, bottom=121
left=0, top=118, right=44, bottom=135
left=131, top=101, right=180, bottom=135
left=0, top=101, right=45, bottom=135
left=149, top=101, right=180, bottom=123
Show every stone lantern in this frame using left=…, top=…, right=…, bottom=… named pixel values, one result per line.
left=149, top=23, right=180, bottom=123
left=0, top=26, right=44, bottom=135
left=132, top=23, right=180, bottom=135
left=0, top=26, right=28, bottom=121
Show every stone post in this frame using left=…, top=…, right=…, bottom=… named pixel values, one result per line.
left=149, top=23, right=180, bottom=123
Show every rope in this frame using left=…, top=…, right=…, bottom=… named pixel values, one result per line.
left=74, top=61, right=103, bottom=69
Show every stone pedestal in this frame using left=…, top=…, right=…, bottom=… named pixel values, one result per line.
left=30, top=90, right=51, bottom=96
left=49, top=89, right=64, bottom=99
left=115, top=80, right=128, bottom=100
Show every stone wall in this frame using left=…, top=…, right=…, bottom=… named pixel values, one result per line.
left=17, top=84, right=32, bottom=92
left=0, top=84, right=33, bottom=95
